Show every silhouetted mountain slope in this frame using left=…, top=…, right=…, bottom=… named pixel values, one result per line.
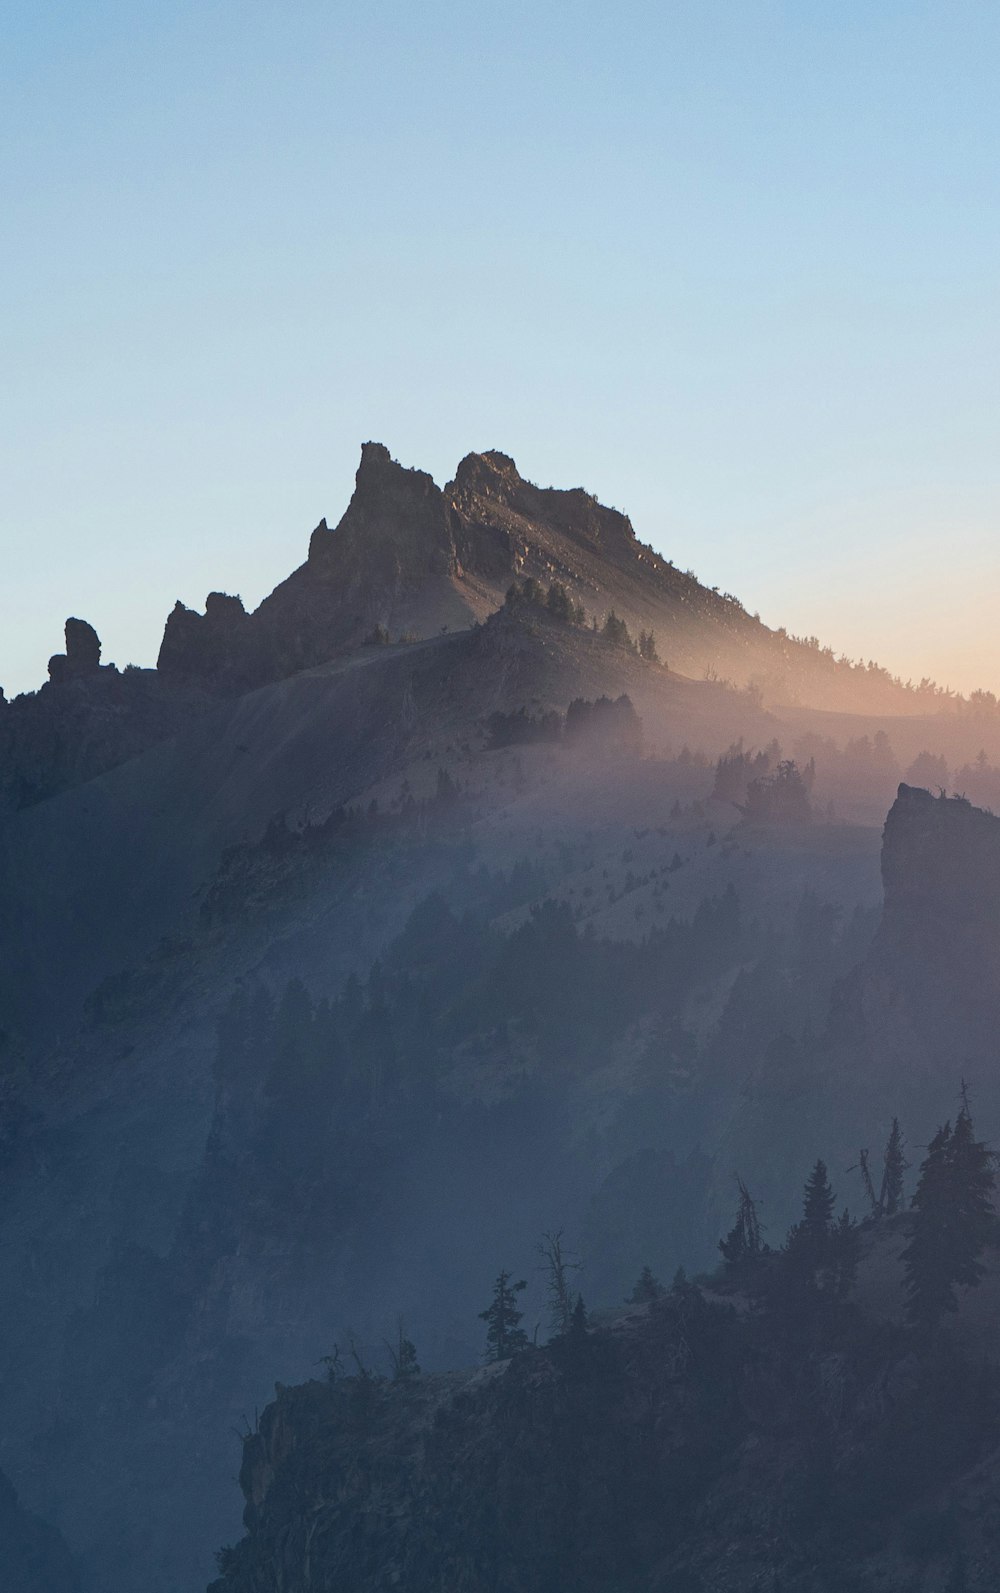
left=209, top=1229, right=1000, bottom=1593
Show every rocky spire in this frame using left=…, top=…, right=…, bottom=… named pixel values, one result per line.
left=48, top=618, right=101, bottom=684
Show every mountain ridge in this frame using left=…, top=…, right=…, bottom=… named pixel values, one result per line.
left=3, top=443, right=983, bottom=813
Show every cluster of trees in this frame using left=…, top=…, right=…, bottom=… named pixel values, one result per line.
left=505, top=577, right=588, bottom=627
left=398, top=1092, right=996, bottom=1382
left=503, top=579, right=661, bottom=664
left=458, top=1099, right=989, bottom=1378
left=741, top=757, right=814, bottom=824
left=564, top=694, right=643, bottom=755
left=712, top=740, right=816, bottom=822
left=713, top=1094, right=997, bottom=1329
left=486, top=706, right=563, bottom=749
left=486, top=694, right=643, bottom=756
left=712, top=738, right=783, bottom=805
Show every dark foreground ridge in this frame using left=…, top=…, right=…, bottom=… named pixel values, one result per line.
left=209, top=1231, right=1000, bottom=1593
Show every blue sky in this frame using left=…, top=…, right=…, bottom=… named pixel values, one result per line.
left=3, top=1, right=999, bottom=697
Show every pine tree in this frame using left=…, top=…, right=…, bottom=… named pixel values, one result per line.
left=786, top=1160, right=836, bottom=1268
left=628, top=1265, right=663, bottom=1304
left=949, top=1098, right=997, bottom=1288
left=903, top=1122, right=958, bottom=1325
left=802, top=1159, right=835, bottom=1237
left=879, top=1117, right=909, bottom=1216
left=904, top=1099, right=996, bottom=1326
left=479, top=1270, right=529, bottom=1362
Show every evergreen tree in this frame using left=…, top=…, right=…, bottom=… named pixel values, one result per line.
left=948, top=1097, right=997, bottom=1288
left=786, top=1160, right=836, bottom=1268
left=801, top=1159, right=836, bottom=1238
left=879, top=1116, right=909, bottom=1216
left=602, top=611, right=632, bottom=649
left=479, top=1270, right=529, bottom=1362
left=628, top=1265, right=663, bottom=1304
left=904, top=1098, right=996, bottom=1326
left=903, top=1122, right=958, bottom=1325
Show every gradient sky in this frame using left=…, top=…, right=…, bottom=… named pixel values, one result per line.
left=3, top=1, right=999, bottom=699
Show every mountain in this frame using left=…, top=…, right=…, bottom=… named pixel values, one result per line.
left=4, top=449, right=1000, bottom=1591
left=3, top=443, right=984, bottom=813
left=154, top=442, right=974, bottom=713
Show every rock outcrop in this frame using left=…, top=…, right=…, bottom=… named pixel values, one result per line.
left=819, top=783, right=1000, bottom=1130
left=47, top=617, right=102, bottom=683
left=157, top=592, right=252, bottom=688
left=0, top=618, right=212, bottom=810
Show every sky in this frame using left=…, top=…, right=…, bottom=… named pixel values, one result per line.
left=2, top=1, right=999, bottom=698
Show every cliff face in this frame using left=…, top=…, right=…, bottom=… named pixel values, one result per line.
left=848, top=785, right=1000, bottom=1093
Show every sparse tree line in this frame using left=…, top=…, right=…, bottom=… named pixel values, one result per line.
left=320, top=1090, right=998, bottom=1391
left=504, top=577, right=660, bottom=664
left=712, top=1093, right=998, bottom=1328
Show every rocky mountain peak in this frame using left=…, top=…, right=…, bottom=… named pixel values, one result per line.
left=307, top=440, right=452, bottom=582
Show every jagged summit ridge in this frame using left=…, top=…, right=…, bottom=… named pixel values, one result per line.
left=156, top=440, right=653, bottom=690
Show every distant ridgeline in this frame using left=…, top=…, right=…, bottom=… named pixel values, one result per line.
left=4, top=443, right=1000, bottom=810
